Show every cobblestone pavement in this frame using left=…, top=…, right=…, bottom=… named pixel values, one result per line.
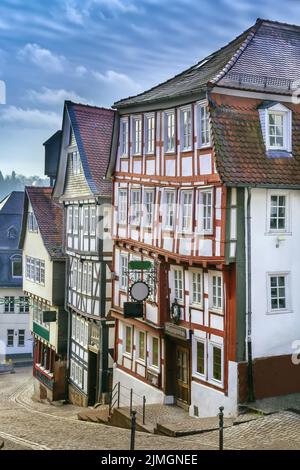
left=1, top=367, right=300, bottom=450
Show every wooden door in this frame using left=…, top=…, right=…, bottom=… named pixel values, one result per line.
left=175, top=345, right=190, bottom=406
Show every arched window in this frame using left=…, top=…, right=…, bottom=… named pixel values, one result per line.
left=11, top=255, right=22, bottom=278
left=7, top=226, right=17, bottom=240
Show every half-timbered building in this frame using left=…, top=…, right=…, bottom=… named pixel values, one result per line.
left=107, top=19, right=300, bottom=417
left=19, top=187, right=67, bottom=401
left=53, top=101, right=115, bottom=406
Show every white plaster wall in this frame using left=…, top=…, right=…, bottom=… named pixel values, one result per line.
left=0, top=287, right=32, bottom=359
left=190, top=361, right=238, bottom=418
left=113, top=366, right=166, bottom=406
left=22, top=210, right=53, bottom=304
left=250, top=188, right=300, bottom=358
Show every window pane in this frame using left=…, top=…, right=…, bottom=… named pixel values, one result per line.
left=152, top=337, right=159, bottom=367
left=125, top=327, right=131, bottom=354
left=213, top=346, right=222, bottom=381
left=196, top=342, right=205, bottom=374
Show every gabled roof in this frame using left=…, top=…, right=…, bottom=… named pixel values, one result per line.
left=114, top=18, right=300, bottom=110
left=0, top=191, right=24, bottom=215
left=19, top=187, right=64, bottom=259
left=0, top=192, right=24, bottom=251
left=65, top=101, right=115, bottom=196
left=211, top=98, right=300, bottom=187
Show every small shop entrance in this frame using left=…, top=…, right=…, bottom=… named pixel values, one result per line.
left=165, top=336, right=191, bottom=410
left=88, top=350, right=98, bottom=406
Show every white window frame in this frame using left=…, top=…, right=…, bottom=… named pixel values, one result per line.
left=90, top=207, right=96, bottom=235
left=164, top=110, right=175, bottom=153
left=209, top=272, right=223, bottom=312
left=28, top=212, right=38, bottom=232
left=145, top=114, right=155, bottom=154
left=83, top=206, right=89, bottom=235
left=180, top=106, right=192, bottom=151
left=265, top=105, right=292, bottom=152
left=173, top=268, right=184, bottom=304
left=123, top=324, right=132, bottom=357
left=149, top=336, right=160, bottom=370
left=11, top=257, right=22, bottom=278
left=163, top=190, right=176, bottom=230
left=71, top=151, right=81, bottom=175
left=67, top=206, right=73, bottom=233
left=130, top=189, right=141, bottom=226
left=267, top=272, right=291, bottom=314
left=119, top=253, right=128, bottom=291
left=193, top=337, right=206, bottom=379
left=18, top=329, right=25, bottom=347
left=7, top=329, right=14, bottom=347
left=120, top=118, right=129, bottom=157
left=73, top=206, right=79, bottom=234
left=181, top=190, right=193, bottom=232
left=208, top=341, right=223, bottom=385
left=118, top=189, right=127, bottom=225
left=136, top=330, right=146, bottom=363
left=267, top=191, right=290, bottom=234
left=87, top=263, right=93, bottom=295
left=132, top=116, right=142, bottom=155
left=143, top=189, right=155, bottom=227
left=198, top=189, right=213, bottom=234
left=190, top=270, right=203, bottom=307
left=197, top=101, right=211, bottom=148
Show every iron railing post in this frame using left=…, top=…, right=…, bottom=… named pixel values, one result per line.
left=117, top=381, right=120, bottom=408
left=130, top=410, right=137, bottom=451
left=142, top=396, right=146, bottom=425
left=130, top=388, right=133, bottom=415
left=219, top=406, right=224, bottom=451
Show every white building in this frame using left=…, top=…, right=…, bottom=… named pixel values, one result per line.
left=0, top=192, right=32, bottom=363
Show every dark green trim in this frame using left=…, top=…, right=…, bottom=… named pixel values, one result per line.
left=33, top=322, right=50, bottom=342
left=225, top=188, right=232, bottom=264
left=235, top=188, right=246, bottom=362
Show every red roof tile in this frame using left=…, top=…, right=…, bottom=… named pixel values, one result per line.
left=26, top=186, right=64, bottom=259
left=66, top=102, right=115, bottom=196
left=211, top=100, right=300, bottom=187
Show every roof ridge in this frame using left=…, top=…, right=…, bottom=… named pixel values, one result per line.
left=209, top=19, right=262, bottom=85
left=258, top=18, right=300, bottom=31
left=114, top=20, right=260, bottom=108
left=66, top=100, right=113, bottom=113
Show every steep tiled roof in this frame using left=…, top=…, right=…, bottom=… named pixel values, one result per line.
left=26, top=187, right=64, bottom=259
left=0, top=191, right=24, bottom=215
left=66, top=102, right=115, bottom=196
left=210, top=99, right=300, bottom=187
left=114, top=19, right=300, bottom=109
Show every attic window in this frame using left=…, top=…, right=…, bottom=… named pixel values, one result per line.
left=263, top=103, right=292, bottom=153
left=8, top=227, right=17, bottom=239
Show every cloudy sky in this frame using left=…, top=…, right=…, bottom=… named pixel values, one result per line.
left=1, top=0, right=300, bottom=176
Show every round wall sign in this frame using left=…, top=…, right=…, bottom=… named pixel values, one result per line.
left=130, top=281, right=150, bottom=302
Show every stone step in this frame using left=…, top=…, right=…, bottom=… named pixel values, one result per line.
left=77, top=406, right=109, bottom=424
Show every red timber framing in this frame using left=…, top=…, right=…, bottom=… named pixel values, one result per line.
left=111, top=98, right=236, bottom=406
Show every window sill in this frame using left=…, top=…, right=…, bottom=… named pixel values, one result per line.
left=120, top=155, right=129, bottom=159
left=122, top=353, right=132, bottom=360
left=148, top=365, right=160, bottom=374
left=209, top=308, right=224, bottom=315
left=190, top=303, right=204, bottom=310
left=266, top=309, right=293, bottom=315
left=264, top=230, right=292, bottom=236
left=135, top=358, right=146, bottom=366
left=181, top=148, right=193, bottom=153
left=164, top=151, right=176, bottom=156
left=198, top=143, right=211, bottom=150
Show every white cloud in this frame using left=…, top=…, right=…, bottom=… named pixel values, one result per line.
left=86, top=0, right=139, bottom=14
left=75, top=65, right=88, bottom=77
left=65, top=0, right=84, bottom=24
left=0, top=106, right=61, bottom=128
left=18, top=43, right=66, bottom=73
left=93, top=69, right=140, bottom=92
left=26, top=87, right=89, bottom=106
left=0, top=19, right=10, bottom=30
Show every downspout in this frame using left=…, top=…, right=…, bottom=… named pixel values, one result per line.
left=246, top=187, right=255, bottom=402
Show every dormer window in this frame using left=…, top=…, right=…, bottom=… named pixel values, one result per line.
left=260, top=102, right=292, bottom=153
left=8, top=226, right=17, bottom=239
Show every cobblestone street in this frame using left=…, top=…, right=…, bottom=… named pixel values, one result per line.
left=0, top=367, right=300, bottom=450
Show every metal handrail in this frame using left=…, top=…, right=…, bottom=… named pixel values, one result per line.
left=109, top=382, right=146, bottom=424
